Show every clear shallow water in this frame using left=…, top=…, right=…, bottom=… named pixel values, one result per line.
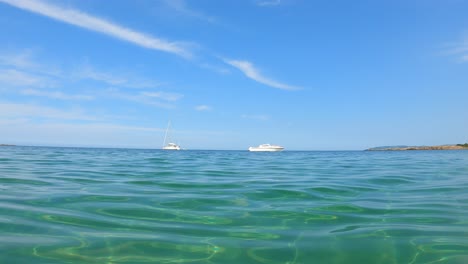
left=0, top=146, right=467, bottom=264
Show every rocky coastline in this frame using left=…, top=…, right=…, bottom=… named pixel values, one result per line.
left=366, top=144, right=468, bottom=151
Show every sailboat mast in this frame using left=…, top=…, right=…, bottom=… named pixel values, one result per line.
left=163, top=121, right=170, bottom=147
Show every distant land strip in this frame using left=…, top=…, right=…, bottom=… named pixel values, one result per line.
left=366, top=144, right=468, bottom=151
left=0, top=144, right=16, bottom=147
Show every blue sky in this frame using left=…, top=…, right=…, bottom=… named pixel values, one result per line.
left=0, top=0, right=467, bottom=150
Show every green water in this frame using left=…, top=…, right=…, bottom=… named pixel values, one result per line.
left=0, top=146, right=467, bottom=263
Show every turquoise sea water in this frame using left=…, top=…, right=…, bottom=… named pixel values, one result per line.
left=0, top=146, right=467, bottom=263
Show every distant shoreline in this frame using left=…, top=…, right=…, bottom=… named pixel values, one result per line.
left=366, top=144, right=468, bottom=151
left=0, top=144, right=15, bottom=147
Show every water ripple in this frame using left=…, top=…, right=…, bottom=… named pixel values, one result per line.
left=0, top=146, right=467, bottom=263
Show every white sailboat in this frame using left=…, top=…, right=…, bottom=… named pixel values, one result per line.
left=162, top=121, right=181, bottom=150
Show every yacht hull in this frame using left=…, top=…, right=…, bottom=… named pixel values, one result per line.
left=248, top=144, right=284, bottom=152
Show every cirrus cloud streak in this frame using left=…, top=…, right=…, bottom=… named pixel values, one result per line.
left=0, top=0, right=191, bottom=57
left=224, top=59, right=300, bottom=90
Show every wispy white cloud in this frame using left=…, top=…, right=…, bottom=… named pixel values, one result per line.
left=256, top=0, right=281, bottom=7
left=445, top=34, right=468, bottom=62
left=0, top=118, right=163, bottom=133
left=0, top=69, right=52, bottom=87
left=163, top=0, right=215, bottom=23
left=75, top=66, right=128, bottom=86
left=0, top=102, right=97, bottom=121
left=448, top=44, right=468, bottom=55
left=73, top=65, right=163, bottom=89
left=21, top=88, right=94, bottom=100
left=0, top=107, right=237, bottom=148
left=457, top=37, right=468, bottom=61
left=195, top=105, right=212, bottom=111
left=0, top=50, right=37, bottom=69
left=0, top=50, right=180, bottom=108
left=0, top=118, right=167, bottom=148
left=224, top=59, right=300, bottom=90
left=0, top=0, right=192, bottom=58
left=0, top=51, right=61, bottom=87
left=0, top=50, right=62, bottom=78
left=0, top=51, right=165, bottom=96
left=200, top=63, right=230, bottom=75
left=242, top=114, right=270, bottom=121
left=107, top=89, right=181, bottom=109
left=140, top=91, right=183, bottom=102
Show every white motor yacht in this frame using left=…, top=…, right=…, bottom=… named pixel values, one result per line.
left=248, top=144, right=284, bottom=152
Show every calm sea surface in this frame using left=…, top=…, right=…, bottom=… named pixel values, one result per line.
left=0, top=146, right=467, bottom=263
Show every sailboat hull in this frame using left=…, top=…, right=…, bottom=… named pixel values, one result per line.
left=163, top=145, right=181, bottom=150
